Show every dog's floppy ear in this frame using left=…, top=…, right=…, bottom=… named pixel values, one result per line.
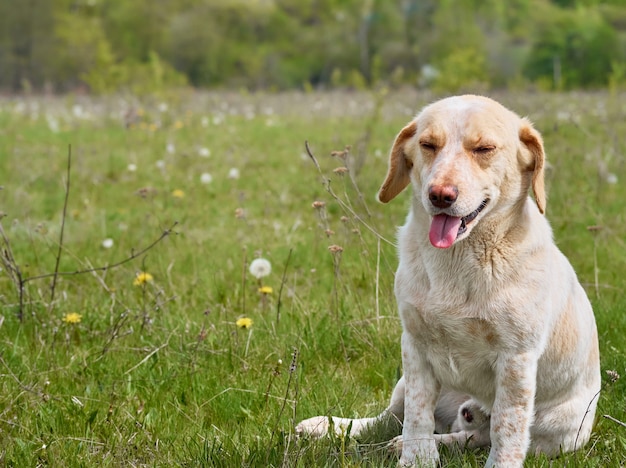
left=519, top=119, right=546, bottom=214
left=378, top=121, right=417, bottom=203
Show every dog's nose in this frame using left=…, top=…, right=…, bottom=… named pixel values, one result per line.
left=428, top=184, right=458, bottom=208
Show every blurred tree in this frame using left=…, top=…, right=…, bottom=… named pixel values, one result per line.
left=0, top=0, right=624, bottom=92
left=524, top=7, right=620, bottom=88
left=0, top=0, right=55, bottom=90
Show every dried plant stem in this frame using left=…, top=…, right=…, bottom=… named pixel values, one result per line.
left=603, top=414, right=626, bottom=428
left=47, top=145, right=72, bottom=313
left=305, top=141, right=394, bottom=247
left=0, top=220, right=25, bottom=321
left=276, top=248, right=292, bottom=326
left=267, top=348, right=298, bottom=462
left=375, top=237, right=381, bottom=325
left=24, top=222, right=178, bottom=285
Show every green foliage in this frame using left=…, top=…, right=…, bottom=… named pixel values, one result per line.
left=1, top=0, right=626, bottom=92
left=524, top=7, right=621, bottom=89
left=431, top=48, right=490, bottom=93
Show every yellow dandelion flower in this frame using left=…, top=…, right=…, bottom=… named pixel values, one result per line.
left=133, top=272, right=154, bottom=286
left=258, top=286, right=273, bottom=294
left=172, top=189, right=185, bottom=198
left=173, top=120, right=184, bottom=129
left=236, top=317, right=253, bottom=329
left=62, top=312, right=82, bottom=324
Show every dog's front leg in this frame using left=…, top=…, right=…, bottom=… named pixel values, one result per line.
left=399, top=331, right=440, bottom=467
left=486, top=353, right=538, bottom=468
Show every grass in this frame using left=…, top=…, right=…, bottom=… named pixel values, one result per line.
left=0, top=89, right=625, bottom=467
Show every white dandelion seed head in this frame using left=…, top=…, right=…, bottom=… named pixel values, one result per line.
left=228, top=168, right=240, bottom=179
left=156, top=160, right=165, bottom=169
left=249, top=258, right=271, bottom=279
left=200, top=172, right=213, bottom=184
left=166, top=143, right=175, bottom=154
left=127, top=163, right=137, bottom=172
left=102, top=238, right=114, bottom=249
left=158, top=102, right=168, bottom=113
left=198, top=147, right=211, bottom=158
left=46, top=115, right=59, bottom=133
left=606, top=173, right=618, bottom=185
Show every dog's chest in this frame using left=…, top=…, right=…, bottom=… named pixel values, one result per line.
left=412, top=308, right=500, bottom=397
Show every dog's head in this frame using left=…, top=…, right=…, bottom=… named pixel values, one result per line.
left=378, top=95, right=545, bottom=249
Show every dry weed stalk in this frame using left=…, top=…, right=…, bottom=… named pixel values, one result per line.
left=0, top=146, right=178, bottom=321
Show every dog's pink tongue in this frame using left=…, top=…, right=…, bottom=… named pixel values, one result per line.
left=429, top=214, right=462, bottom=249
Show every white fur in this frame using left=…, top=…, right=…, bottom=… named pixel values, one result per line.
left=296, top=96, right=600, bottom=468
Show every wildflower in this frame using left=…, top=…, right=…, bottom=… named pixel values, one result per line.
left=172, top=189, right=185, bottom=198
left=258, top=286, right=273, bottom=295
left=102, top=238, right=114, bottom=249
left=235, top=208, right=245, bottom=219
left=62, top=312, right=82, bottom=324
left=331, top=146, right=351, bottom=160
left=158, top=102, right=168, bottom=112
left=228, top=168, right=240, bottom=179
left=201, top=116, right=209, bottom=127
left=328, top=244, right=344, bottom=253
left=200, top=173, right=213, bottom=184
left=333, top=166, right=349, bottom=175
left=249, top=258, right=271, bottom=279
left=236, top=317, right=253, bottom=329
left=127, top=163, right=137, bottom=172
left=173, top=120, right=184, bottom=130
left=198, top=147, right=211, bottom=157
left=156, top=160, right=165, bottom=169
left=133, top=272, right=154, bottom=286
left=166, top=143, right=175, bottom=154
left=606, top=370, right=620, bottom=382
left=312, top=200, right=326, bottom=209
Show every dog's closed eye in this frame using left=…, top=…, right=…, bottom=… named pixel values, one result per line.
left=420, top=141, right=438, bottom=152
left=472, top=145, right=496, bottom=155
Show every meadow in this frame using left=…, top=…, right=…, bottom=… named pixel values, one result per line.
left=0, top=89, right=625, bottom=467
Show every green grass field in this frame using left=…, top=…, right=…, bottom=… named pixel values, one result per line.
left=0, top=89, right=625, bottom=467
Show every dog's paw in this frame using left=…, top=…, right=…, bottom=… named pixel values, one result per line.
left=388, top=434, right=403, bottom=454
left=398, top=438, right=439, bottom=468
left=454, top=400, right=489, bottom=431
left=295, top=416, right=332, bottom=438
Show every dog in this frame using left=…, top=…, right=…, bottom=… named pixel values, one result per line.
left=296, top=95, right=601, bottom=467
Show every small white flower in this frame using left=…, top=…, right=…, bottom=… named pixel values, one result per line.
left=228, top=168, right=240, bottom=179
left=102, top=238, right=114, bottom=249
left=200, top=173, right=213, bottom=184
left=127, top=163, right=137, bottom=172
left=158, top=102, right=168, bottom=112
left=156, top=160, right=165, bottom=169
left=166, top=143, right=175, bottom=154
left=249, top=258, right=271, bottom=279
left=198, top=147, right=211, bottom=157
left=47, top=115, right=59, bottom=133
left=72, top=105, right=84, bottom=118
left=606, top=173, right=618, bottom=184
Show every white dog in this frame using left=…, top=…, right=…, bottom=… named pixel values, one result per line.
left=297, top=95, right=601, bottom=467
